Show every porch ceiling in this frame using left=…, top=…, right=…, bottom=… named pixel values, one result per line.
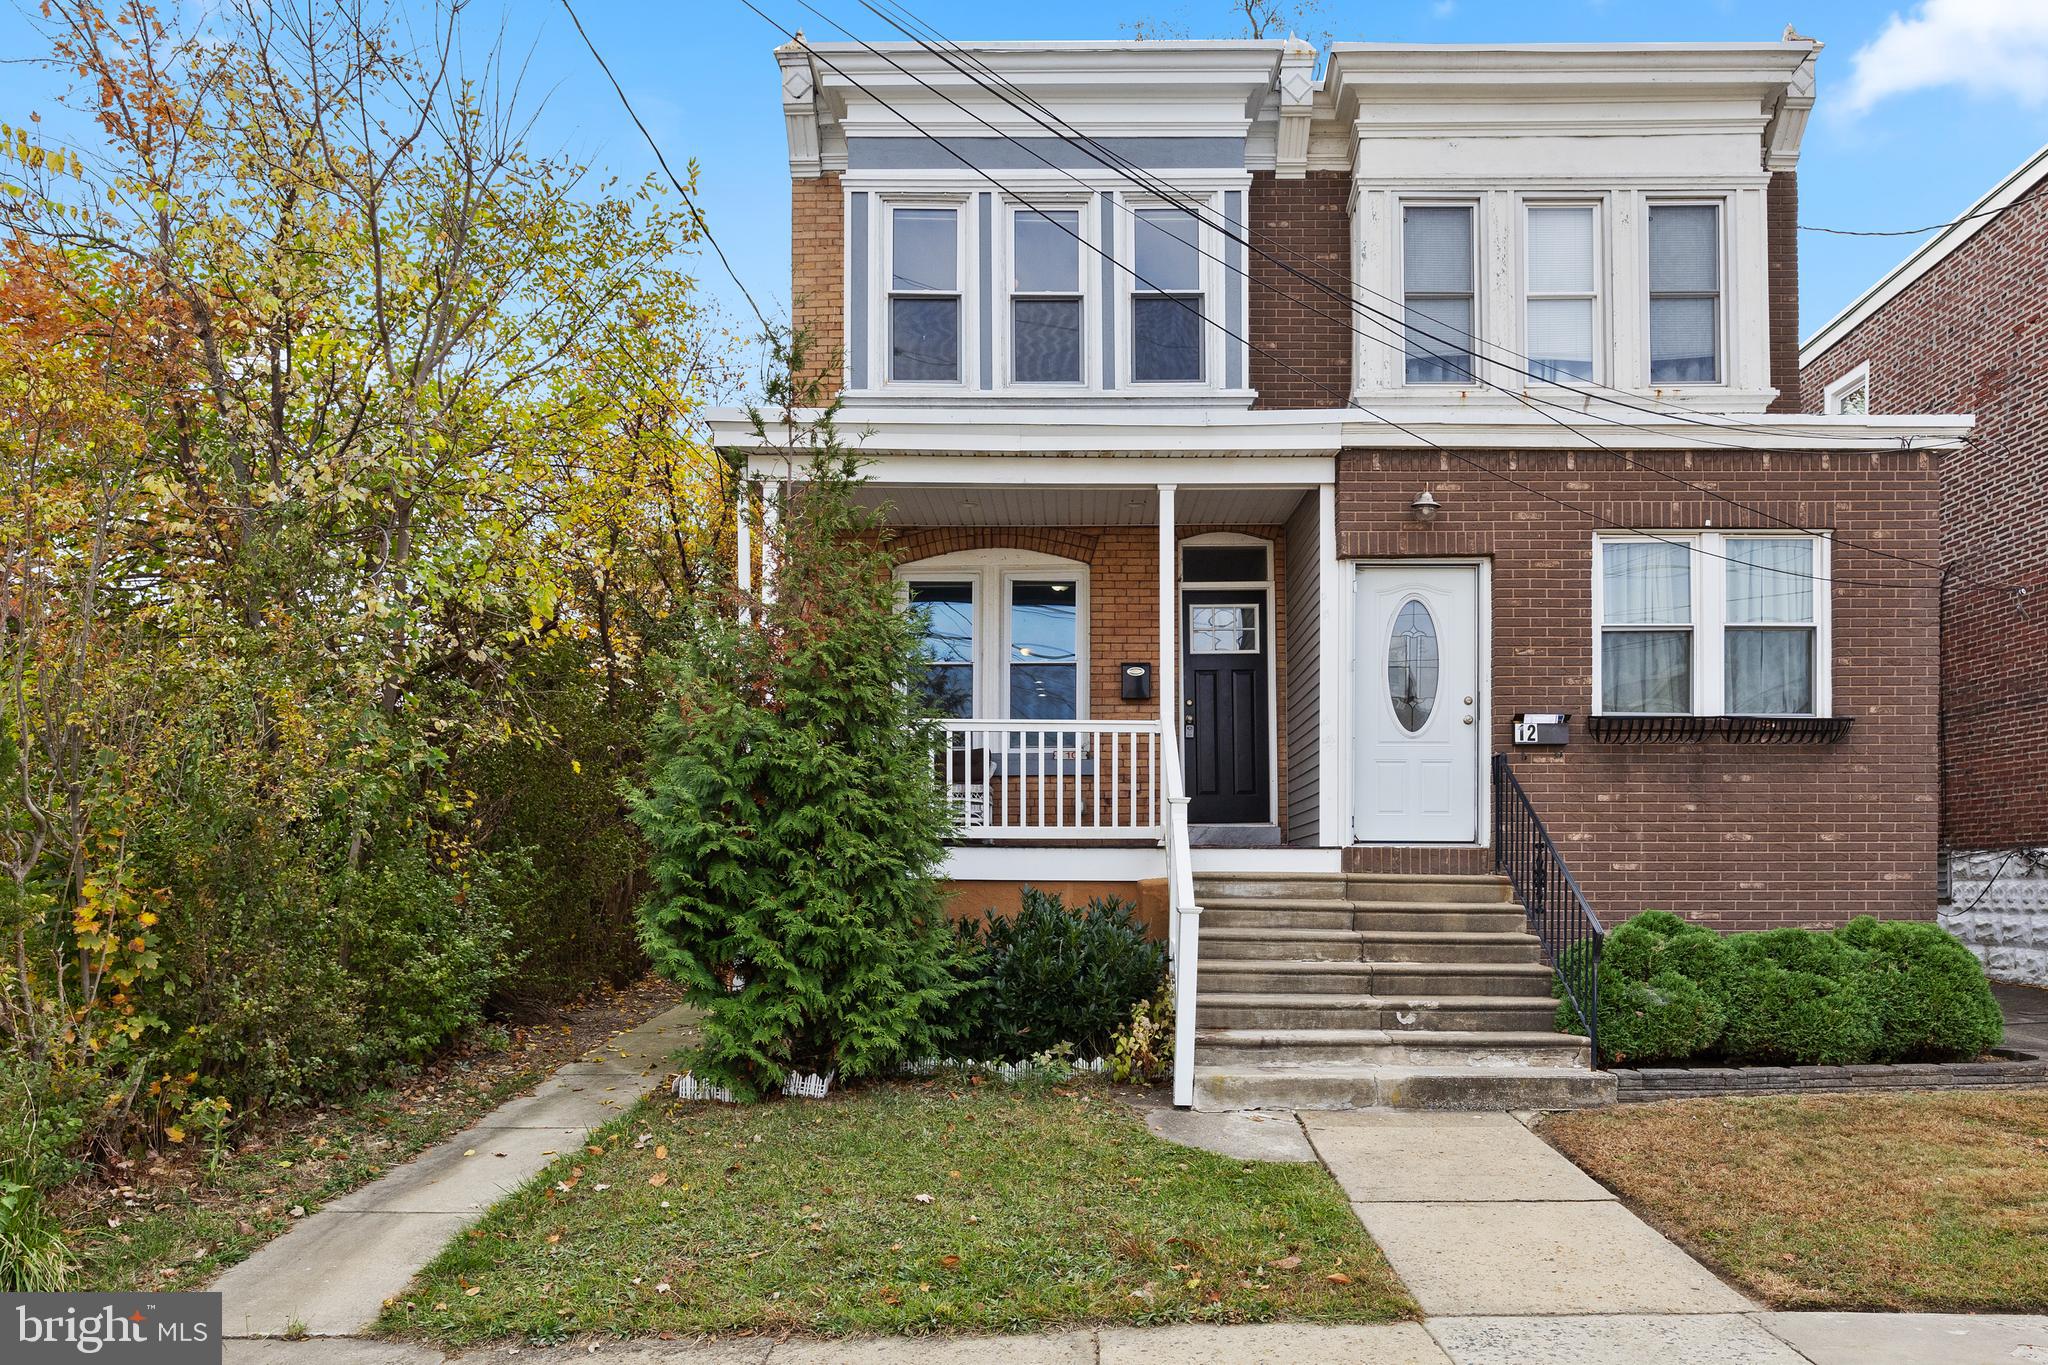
left=857, top=484, right=1311, bottom=527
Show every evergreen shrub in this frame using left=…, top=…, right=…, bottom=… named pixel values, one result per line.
left=950, top=888, right=1168, bottom=1063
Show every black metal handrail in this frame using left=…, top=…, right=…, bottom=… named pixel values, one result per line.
left=1492, top=754, right=1605, bottom=1065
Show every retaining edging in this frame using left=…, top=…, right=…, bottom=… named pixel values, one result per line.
left=1611, top=1049, right=2048, bottom=1102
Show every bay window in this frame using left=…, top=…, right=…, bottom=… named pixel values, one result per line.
left=1526, top=204, right=1598, bottom=382
left=1131, top=207, right=1203, bottom=382
left=1403, top=204, right=1477, bottom=385
left=1011, top=206, right=1083, bottom=384
left=1595, top=533, right=1829, bottom=717
left=889, top=206, right=961, bottom=382
left=1648, top=203, right=1721, bottom=384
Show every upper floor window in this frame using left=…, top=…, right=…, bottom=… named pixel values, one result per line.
left=1648, top=204, right=1721, bottom=385
left=1403, top=204, right=1476, bottom=385
left=1824, top=362, right=1870, bottom=416
left=1594, top=533, right=1828, bottom=718
left=1011, top=206, right=1083, bottom=385
left=889, top=206, right=961, bottom=383
left=1131, top=207, right=1203, bottom=382
left=1526, top=204, right=1597, bottom=382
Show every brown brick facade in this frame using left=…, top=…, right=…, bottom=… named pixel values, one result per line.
left=1802, top=189, right=2048, bottom=851
left=791, top=173, right=844, bottom=396
left=1766, top=171, right=1802, bottom=413
left=888, top=524, right=1291, bottom=828
left=1338, top=449, right=1941, bottom=931
left=1249, top=171, right=1352, bottom=408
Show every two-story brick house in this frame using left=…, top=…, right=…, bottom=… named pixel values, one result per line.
left=1801, top=143, right=2048, bottom=988
left=708, top=37, right=1973, bottom=1108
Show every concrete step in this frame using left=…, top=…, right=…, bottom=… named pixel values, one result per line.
left=1345, top=872, right=1515, bottom=904
left=1194, top=1027, right=1592, bottom=1068
left=1195, top=993, right=1561, bottom=1032
left=1197, top=959, right=1558, bottom=998
left=1348, top=903, right=1530, bottom=933
left=1202, top=905, right=1359, bottom=931
left=1192, top=873, right=1349, bottom=902
left=1193, top=1062, right=1615, bottom=1112
left=1201, top=926, right=1546, bottom=964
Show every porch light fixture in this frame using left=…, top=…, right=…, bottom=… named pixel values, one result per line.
left=1409, top=490, right=1442, bottom=524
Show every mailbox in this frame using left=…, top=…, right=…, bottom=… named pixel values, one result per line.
left=1512, top=712, right=1570, bottom=746
left=1121, top=662, right=1153, bottom=702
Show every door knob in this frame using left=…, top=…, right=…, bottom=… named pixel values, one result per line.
left=1463, top=695, right=1474, bottom=705
left=1463, top=716, right=1474, bottom=725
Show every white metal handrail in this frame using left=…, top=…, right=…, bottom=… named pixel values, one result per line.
left=1162, top=736, right=1200, bottom=1109
left=936, top=720, right=1163, bottom=840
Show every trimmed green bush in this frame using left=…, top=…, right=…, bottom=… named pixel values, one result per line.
left=1577, top=910, right=2001, bottom=1068
left=950, top=888, right=1168, bottom=1063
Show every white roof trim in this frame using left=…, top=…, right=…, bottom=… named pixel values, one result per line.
left=1802, top=140, right=2048, bottom=363
left=705, top=404, right=1971, bottom=456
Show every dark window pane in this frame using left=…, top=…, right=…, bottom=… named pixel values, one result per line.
left=1183, top=546, right=1266, bottom=582
left=891, top=297, right=959, bottom=381
left=1012, top=298, right=1081, bottom=383
left=1009, top=664, right=1076, bottom=719
left=922, top=664, right=975, bottom=718
left=1387, top=599, right=1440, bottom=733
left=1134, top=294, right=1202, bottom=382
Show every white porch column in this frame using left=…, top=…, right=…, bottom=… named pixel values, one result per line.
left=1317, top=481, right=1347, bottom=847
left=760, top=479, right=781, bottom=605
left=736, top=477, right=754, bottom=595
left=1157, top=484, right=1177, bottom=742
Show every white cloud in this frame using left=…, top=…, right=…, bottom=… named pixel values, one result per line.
left=1841, top=0, right=2048, bottom=114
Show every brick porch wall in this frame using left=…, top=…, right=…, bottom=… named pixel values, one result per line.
left=1338, top=449, right=1941, bottom=931
left=889, top=524, right=1290, bottom=829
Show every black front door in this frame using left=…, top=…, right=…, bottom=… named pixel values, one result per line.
left=1183, top=589, right=1271, bottom=824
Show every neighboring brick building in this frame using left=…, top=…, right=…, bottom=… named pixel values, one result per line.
left=712, top=35, right=1973, bottom=1106
left=1802, top=143, right=2048, bottom=983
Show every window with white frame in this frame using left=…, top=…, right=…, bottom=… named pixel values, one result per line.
left=900, top=553, right=1087, bottom=721
left=1525, top=203, right=1598, bottom=382
left=1595, top=533, right=1828, bottom=717
left=889, top=205, right=962, bottom=383
left=1647, top=203, right=1722, bottom=384
left=1824, top=363, right=1871, bottom=416
left=1010, top=205, right=1083, bottom=384
left=1131, top=207, right=1203, bottom=382
left=1403, top=204, right=1477, bottom=385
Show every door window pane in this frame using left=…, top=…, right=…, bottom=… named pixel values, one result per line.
left=1182, top=545, right=1267, bottom=583
left=1191, top=605, right=1259, bottom=654
left=1404, top=206, right=1475, bottom=384
left=1387, top=599, right=1440, bottom=733
left=908, top=581, right=974, bottom=717
left=1009, top=580, right=1078, bottom=720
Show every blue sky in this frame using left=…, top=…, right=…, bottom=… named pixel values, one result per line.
left=6, top=0, right=2046, bottom=344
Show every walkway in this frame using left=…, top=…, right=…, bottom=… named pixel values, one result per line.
left=212, top=1005, right=697, bottom=1338
left=1996, top=981, right=2048, bottom=1057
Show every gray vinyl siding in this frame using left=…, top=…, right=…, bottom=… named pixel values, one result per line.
left=1283, top=491, right=1322, bottom=846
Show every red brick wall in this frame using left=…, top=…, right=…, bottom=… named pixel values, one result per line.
left=1338, top=449, right=1941, bottom=930
left=1249, top=171, right=1352, bottom=409
left=791, top=173, right=844, bottom=397
left=1766, top=171, right=1802, bottom=413
left=889, top=525, right=1290, bottom=826
left=1801, top=189, right=2048, bottom=851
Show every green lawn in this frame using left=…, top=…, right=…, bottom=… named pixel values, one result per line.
left=1541, top=1090, right=2048, bottom=1312
left=381, top=1080, right=1413, bottom=1342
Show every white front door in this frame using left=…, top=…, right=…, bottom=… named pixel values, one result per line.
left=1355, top=564, right=1482, bottom=842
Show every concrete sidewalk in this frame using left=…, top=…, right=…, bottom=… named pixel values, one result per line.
left=212, top=1005, right=697, bottom=1338
left=221, top=1312, right=2048, bottom=1364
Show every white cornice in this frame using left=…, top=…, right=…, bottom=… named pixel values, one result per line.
left=1802, top=139, right=2048, bottom=363
left=704, top=405, right=1972, bottom=456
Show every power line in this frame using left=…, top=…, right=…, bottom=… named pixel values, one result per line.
left=1800, top=180, right=2048, bottom=238
left=736, top=0, right=1966, bottom=596
left=558, top=0, right=773, bottom=334
left=783, top=6, right=2009, bottom=591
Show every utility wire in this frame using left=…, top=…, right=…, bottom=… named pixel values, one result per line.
left=737, top=0, right=1958, bottom=595
left=559, top=0, right=774, bottom=334
left=1800, top=180, right=2048, bottom=237
left=783, top=4, right=2011, bottom=592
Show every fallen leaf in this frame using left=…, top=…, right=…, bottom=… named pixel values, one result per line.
left=1325, top=1272, right=1352, bottom=1285
left=940, top=1255, right=961, bottom=1269
left=587, top=1145, right=604, bottom=1156
left=912, top=1193, right=935, bottom=1205
left=655, top=1145, right=668, bottom=1160
left=464, top=1286, right=481, bottom=1297
left=1270, top=1255, right=1301, bottom=1270
left=462, top=1149, right=476, bottom=1158
left=546, top=1233, right=562, bottom=1245
left=649, top=1173, right=668, bottom=1187
left=654, top=1282, right=672, bottom=1294
left=288, top=1206, right=305, bottom=1219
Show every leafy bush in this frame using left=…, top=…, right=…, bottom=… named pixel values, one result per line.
left=1108, top=988, right=1176, bottom=1084
left=0, top=1057, right=81, bottom=1290
left=1840, top=917, right=2005, bottom=1061
left=631, top=414, right=966, bottom=1101
left=950, top=888, right=1168, bottom=1063
left=1572, top=911, right=2001, bottom=1068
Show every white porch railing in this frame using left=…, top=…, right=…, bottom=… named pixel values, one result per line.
left=937, top=720, right=1163, bottom=839
left=1161, top=735, right=1200, bottom=1109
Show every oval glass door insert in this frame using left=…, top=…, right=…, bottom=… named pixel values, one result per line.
left=1387, top=599, right=1441, bottom=732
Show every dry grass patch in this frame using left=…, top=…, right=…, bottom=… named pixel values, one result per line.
left=1541, top=1090, right=2048, bottom=1311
